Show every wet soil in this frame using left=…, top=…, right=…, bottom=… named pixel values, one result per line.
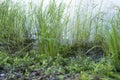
left=0, top=66, right=80, bottom=80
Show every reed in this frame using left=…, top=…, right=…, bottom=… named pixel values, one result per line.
left=36, top=0, right=68, bottom=57
left=0, top=0, right=30, bottom=53
left=104, top=6, right=120, bottom=71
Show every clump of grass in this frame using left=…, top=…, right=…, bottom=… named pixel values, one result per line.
left=36, top=0, right=69, bottom=57
left=0, top=0, right=34, bottom=54
left=104, top=7, right=120, bottom=71
left=66, top=1, right=105, bottom=58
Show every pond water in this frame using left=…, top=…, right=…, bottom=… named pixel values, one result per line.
left=10, top=0, right=120, bottom=10
left=1, top=0, right=120, bottom=14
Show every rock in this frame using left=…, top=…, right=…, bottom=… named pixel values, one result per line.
left=14, top=72, right=22, bottom=78
left=0, top=73, right=6, bottom=77
left=92, top=76, right=101, bottom=80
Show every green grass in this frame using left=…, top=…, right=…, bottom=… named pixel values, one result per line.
left=0, top=0, right=120, bottom=79
left=104, top=7, right=120, bottom=71
left=0, top=0, right=32, bottom=54
left=36, top=0, right=70, bottom=57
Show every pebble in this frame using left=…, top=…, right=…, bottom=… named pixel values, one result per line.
left=14, top=72, right=22, bottom=78
left=0, top=73, right=6, bottom=77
